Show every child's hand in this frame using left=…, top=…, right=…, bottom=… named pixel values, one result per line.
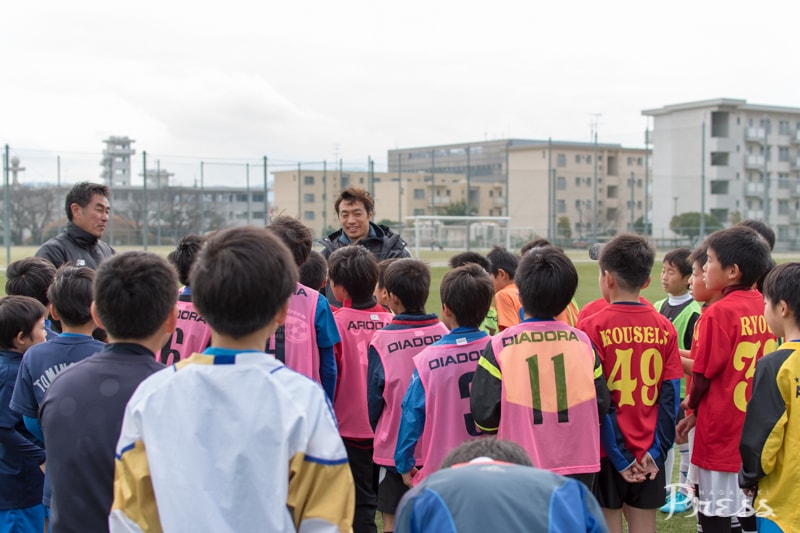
left=676, top=413, right=696, bottom=441
left=638, top=453, right=659, bottom=480
left=402, top=467, right=418, bottom=488
left=620, top=462, right=645, bottom=483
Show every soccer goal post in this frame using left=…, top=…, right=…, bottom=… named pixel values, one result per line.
left=404, top=215, right=511, bottom=257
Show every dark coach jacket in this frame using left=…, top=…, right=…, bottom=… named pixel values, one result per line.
left=320, top=222, right=410, bottom=262
left=35, top=221, right=115, bottom=270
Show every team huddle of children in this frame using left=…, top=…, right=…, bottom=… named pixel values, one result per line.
left=1, top=193, right=798, bottom=533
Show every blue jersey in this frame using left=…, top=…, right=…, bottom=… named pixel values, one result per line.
left=396, top=461, right=608, bottom=533
left=0, top=350, right=45, bottom=510
left=10, top=333, right=104, bottom=507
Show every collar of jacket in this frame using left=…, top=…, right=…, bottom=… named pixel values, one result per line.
left=65, top=221, right=99, bottom=248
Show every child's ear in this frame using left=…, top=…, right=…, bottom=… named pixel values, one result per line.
left=641, top=276, right=652, bottom=289
left=728, top=263, right=741, bottom=281
left=12, top=330, right=28, bottom=351
left=90, top=302, right=105, bottom=330
left=275, top=301, right=290, bottom=326
left=779, top=299, right=791, bottom=318
left=48, top=302, right=61, bottom=322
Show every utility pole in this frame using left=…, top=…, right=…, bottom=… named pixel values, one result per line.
left=246, top=162, right=251, bottom=225
left=142, top=151, right=148, bottom=251
left=323, top=160, right=327, bottom=235
left=156, top=159, right=162, bottom=246
left=763, top=117, right=770, bottom=224
left=297, top=162, right=301, bottom=219
left=398, top=153, right=402, bottom=227
left=200, top=161, right=205, bottom=234
left=263, top=156, right=269, bottom=224
left=630, top=171, right=635, bottom=232
left=644, top=127, right=650, bottom=235
left=593, top=130, right=599, bottom=240
left=547, top=138, right=553, bottom=241
left=430, top=149, right=435, bottom=215
left=3, top=145, right=10, bottom=266
left=466, top=145, right=471, bottom=251
left=700, top=122, right=706, bottom=240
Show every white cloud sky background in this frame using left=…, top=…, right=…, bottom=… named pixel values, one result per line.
left=2, top=0, right=798, bottom=186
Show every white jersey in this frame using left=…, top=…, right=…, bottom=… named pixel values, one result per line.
left=110, top=351, right=354, bottom=533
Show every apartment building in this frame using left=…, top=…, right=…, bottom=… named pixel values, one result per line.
left=508, top=141, right=649, bottom=241
left=100, top=136, right=136, bottom=187
left=272, top=168, right=504, bottom=239
left=643, top=98, right=800, bottom=249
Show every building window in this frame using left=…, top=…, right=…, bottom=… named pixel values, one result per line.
left=585, top=177, right=591, bottom=186
left=710, top=208, right=728, bottom=223
left=557, top=177, right=566, bottom=190
left=575, top=154, right=581, bottom=164
left=557, top=154, right=566, bottom=167
left=778, top=225, right=789, bottom=241
left=575, top=199, right=582, bottom=209
left=236, top=194, right=248, bottom=202
left=413, top=208, right=425, bottom=216
left=575, top=176, right=581, bottom=187
left=303, top=193, right=315, bottom=203
left=340, top=176, right=350, bottom=188
left=711, top=111, right=730, bottom=137
left=779, top=120, right=791, bottom=135
left=252, top=193, right=264, bottom=202
left=304, top=175, right=315, bottom=185
left=627, top=157, right=634, bottom=165
left=710, top=152, right=729, bottom=166
left=778, top=199, right=790, bottom=215
left=303, top=211, right=315, bottom=220
left=779, top=147, right=790, bottom=162
left=413, top=188, right=425, bottom=199
left=557, top=199, right=566, bottom=213
left=586, top=155, right=592, bottom=164
left=710, top=180, right=729, bottom=195
left=607, top=185, right=618, bottom=199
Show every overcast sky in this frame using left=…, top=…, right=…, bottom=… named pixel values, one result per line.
left=2, top=0, right=798, bottom=187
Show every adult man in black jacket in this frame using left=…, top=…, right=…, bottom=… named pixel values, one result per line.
left=36, top=182, right=115, bottom=270
left=321, top=186, right=410, bottom=304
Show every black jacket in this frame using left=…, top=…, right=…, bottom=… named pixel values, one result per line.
left=320, top=222, right=410, bottom=262
left=35, top=221, right=115, bottom=270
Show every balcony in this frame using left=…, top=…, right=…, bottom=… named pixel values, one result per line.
left=744, top=209, right=764, bottom=220
left=494, top=197, right=505, bottom=206
left=745, top=155, right=765, bottom=169
left=433, top=197, right=452, bottom=206
left=744, top=182, right=764, bottom=196
left=745, top=128, right=766, bottom=142
left=793, top=157, right=800, bottom=170
left=793, top=130, right=800, bottom=144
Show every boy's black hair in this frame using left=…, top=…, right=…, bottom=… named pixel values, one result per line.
left=737, top=219, right=775, bottom=251
left=440, top=264, right=494, bottom=328
left=167, top=234, right=206, bottom=287
left=327, top=247, right=379, bottom=303
left=376, top=258, right=399, bottom=291
left=598, top=233, right=655, bottom=292
left=191, top=227, right=297, bottom=339
left=662, top=247, right=693, bottom=278
left=486, top=246, right=519, bottom=279
left=93, top=252, right=178, bottom=340
left=439, top=437, right=532, bottom=469
left=65, top=182, right=109, bottom=221
left=383, top=258, right=431, bottom=314
left=48, top=265, right=95, bottom=328
left=705, top=226, right=771, bottom=288
left=299, top=250, right=328, bottom=292
left=520, top=238, right=562, bottom=256
left=266, top=215, right=312, bottom=268
left=763, top=262, right=800, bottom=328
left=0, top=295, right=47, bottom=350
left=516, top=246, right=578, bottom=319
left=448, top=251, right=490, bottom=271
left=6, top=257, right=57, bottom=306
left=689, top=245, right=708, bottom=268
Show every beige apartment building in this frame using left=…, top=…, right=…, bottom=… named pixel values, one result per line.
left=272, top=168, right=504, bottom=239
left=508, top=141, right=650, bottom=241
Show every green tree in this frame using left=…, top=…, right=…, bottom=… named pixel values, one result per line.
left=669, top=212, right=723, bottom=241
left=441, top=200, right=476, bottom=221
left=633, top=215, right=651, bottom=235
left=557, top=216, right=572, bottom=239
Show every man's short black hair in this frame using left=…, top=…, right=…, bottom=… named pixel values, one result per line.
left=0, top=295, right=47, bottom=350
left=299, top=250, right=328, bottom=292
left=705, top=226, right=772, bottom=288
left=48, top=265, right=95, bottom=328
left=448, top=251, right=490, bottom=271
left=440, top=264, right=493, bottom=328
left=516, top=247, right=578, bottom=319
left=737, top=219, right=775, bottom=251
left=439, top=438, right=532, bottom=469
left=328, top=247, right=379, bottom=303
left=191, top=227, right=297, bottom=339
left=6, top=257, right=56, bottom=306
left=598, top=233, right=655, bottom=292
left=167, top=234, right=206, bottom=287
left=93, top=252, right=177, bottom=340
left=266, top=215, right=313, bottom=268
left=486, top=246, right=519, bottom=279
left=763, top=262, right=800, bottom=329
left=334, top=186, right=374, bottom=215
left=383, top=258, right=431, bottom=314
left=65, top=182, right=109, bottom=221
